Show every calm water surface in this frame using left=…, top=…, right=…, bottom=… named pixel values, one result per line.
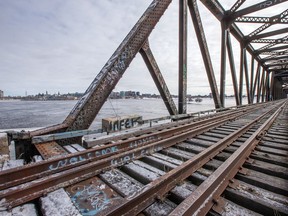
left=0, top=98, right=244, bottom=130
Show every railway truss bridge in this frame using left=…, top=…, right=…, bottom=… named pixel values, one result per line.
left=0, top=0, right=288, bottom=215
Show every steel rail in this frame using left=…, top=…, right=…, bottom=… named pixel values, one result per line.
left=101, top=102, right=283, bottom=216
left=0, top=103, right=262, bottom=191
left=0, top=104, right=262, bottom=209
left=168, top=101, right=286, bottom=216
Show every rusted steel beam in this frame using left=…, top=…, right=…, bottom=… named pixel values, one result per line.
left=250, top=57, right=255, bottom=102
left=265, top=72, right=270, bottom=102
left=247, top=9, right=288, bottom=38
left=261, top=71, right=267, bottom=102
left=252, top=62, right=261, bottom=102
left=139, top=41, right=178, bottom=115
left=168, top=102, right=284, bottom=216
left=235, top=16, right=288, bottom=24
left=188, top=0, right=222, bottom=109
left=229, top=0, right=246, bottom=13
left=220, top=22, right=228, bottom=107
left=270, top=72, right=275, bottom=100
left=103, top=102, right=281, bottom=216
left=256, top=44, right=288, bottom=54
left=267, top=62, right=288, bottom=69
left=199, top=0, right=225, bottom=21
left=257, top=68, right=265, bottom=103
left=252, top=38, right=288, bottom=44
left=59, top=0, right=172, bottom=131
left=178, top=0, right=188, bottom=114
left=244, top=50, right=252, bottom=103
left=262, top=54, right=288, bottom=62
left=231, top=0, right=288, bottom=19
left=226, top=32, right=240, bottom=106
left=0, top=110, right=246, bottom=209
left=239, top=47, right=244, bottom=105
left=249, top=27, right=288, bottom=41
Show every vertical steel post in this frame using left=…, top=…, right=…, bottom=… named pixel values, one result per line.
left=265, top=72, right=270, bottom=102
left=257, top=67, right=264, bottom=103
left=188, top=0, right=222, bottom=108
left=261, top=71, right=266, bottom=102
left=179, top=0, right=188, bottom=114
left=239, top=47, right=244, bottom=105
left=270, top=71, right=275, bottom=101
left=250, top=57, right=254, bottom=103
left=252, top=62, right=260, bottom=102
left=220, top=21, right=228, bottom=107
left=226, top=32, right=240, bottom=106
left=243, top=50, right=251, bottom=104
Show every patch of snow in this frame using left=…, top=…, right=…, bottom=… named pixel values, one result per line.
left=223, top=200, right=261, bottom=216
left=2, top=159, right=24, bottom=170
left=32, top=155, right=43, bottom=162
left=40, top=188, right=81, bottom=216
left=0, top=203, right=37, bottom=216
left=144, top=200, right=176, bottom=216
left=100, top=169, right=143, bottom=197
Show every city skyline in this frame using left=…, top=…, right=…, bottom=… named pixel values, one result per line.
left=0, top=1, right=280, bottom=96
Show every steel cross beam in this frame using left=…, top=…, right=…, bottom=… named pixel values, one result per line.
left=248, top=8, right=288, bottom=39
left=252, top=38, right=288, bottom=43
left=256, top=44, right=288, bottom=54
left=235, top=16, right=288, bottom=24
left=249, top=27, right=288, bottom=41
left=188, top=0, right=222, bottom=108
left=229, top=0, right=246, bottom=13
left=231, top=0, right=288, bottom=19
left=262, top=54, right=288, bottom=61
left=60, top=0, right=172, bottom=131
left=139, top=41, right=178, bottom=115
left=257, top=35, right=288, bottom=52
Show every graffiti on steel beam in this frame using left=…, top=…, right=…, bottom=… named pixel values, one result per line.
left=259, top=0, right=286, bottom=10
left=63, top=0, right=172, bottom=131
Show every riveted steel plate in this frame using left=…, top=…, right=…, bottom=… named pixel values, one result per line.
left=35, top=141, right=68, bottom=159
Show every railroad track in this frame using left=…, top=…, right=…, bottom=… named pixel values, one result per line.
left=0, top=100, right=287, bottom=215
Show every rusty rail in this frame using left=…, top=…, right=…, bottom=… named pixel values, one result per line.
left=0, top=104, right=260, bottom=209
left=168, top=101, right=285, bottom=216
left=100, top=101, right=283, bottom=216
left=0, top=104, right=260, bottom=191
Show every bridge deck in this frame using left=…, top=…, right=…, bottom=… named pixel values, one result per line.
left=0, top=100, right=287, bottom=215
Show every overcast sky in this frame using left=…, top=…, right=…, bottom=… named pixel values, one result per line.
left=0, top=0, right=285, bottom=96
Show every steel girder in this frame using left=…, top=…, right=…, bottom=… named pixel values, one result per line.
left=179, top=0, right=188, bottom=114
left=188, top=0, right=222, bottom=108
left=231, top=0, right=288, bottom=19
left=235, top=16, right=288, bottom=24
left=201, top=0, right=288, bottom=105
left=61, top=0, right=173, bottom=131
left=28, top=0, right=287, bottom=138
left=139, top=41, right=178, bottom=115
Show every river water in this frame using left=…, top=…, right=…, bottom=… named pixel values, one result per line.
left=0, top=98, right=244, bottom=130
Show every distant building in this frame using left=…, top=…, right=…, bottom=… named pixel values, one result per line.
left=0, top=90, right=3, bottom=98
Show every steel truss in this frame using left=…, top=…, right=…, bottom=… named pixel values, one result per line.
left=24, top=0, right=287, bottom=139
